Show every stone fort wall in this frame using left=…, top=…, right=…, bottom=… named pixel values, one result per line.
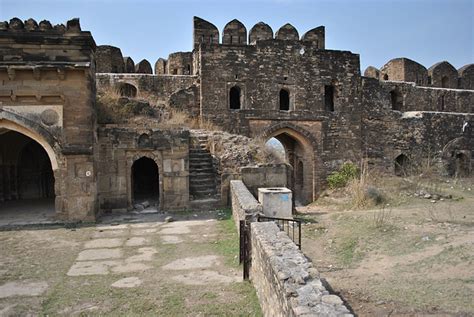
left=1, top=16, right=472, bottom=220
left=0, top=18, right=98, bottom=221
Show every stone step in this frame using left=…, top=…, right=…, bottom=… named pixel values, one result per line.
left=189, top=167, right=214, bottom=173
left=190, top=179, right=214, bottom=184
left=189, top=175, right=215, bottom=182
left=190, top=174, right=215, bottom=181
left=189, top=160, right=213, bottom=166
left=192, top=188, right=217, bottom=195
left=189, top=156, right=211, bottom=161
left=190, top=181, right=216, bottom=188
left=189, top=198, right=222, bottom=209
left=189, top=149, right=210, bottom=155
left=189, top=163, right=213, bottom=169
left=189, top=174, right=215, bottom=180
left=190, top=184, right=216, bottom=191
left=189, top=151, right=211, bottom=155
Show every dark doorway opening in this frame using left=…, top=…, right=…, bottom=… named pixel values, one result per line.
left=0, top=130, right=56, bottom=223
left=119, top=83, right=137, bottom=98
left=394, top=154, right=410, bottom=176
left=279, top=89, right=290, bottom=111
left=455, top=153, right=470, bottom=177
left=132, top=157, right=159, bottom=203
left=18, top=141, right=55, bottom=199
left=390, top=90, right=403, bottom=111
left=229, top=86, right=241, bottom=110
left=324, top=85, right=335, bottom=112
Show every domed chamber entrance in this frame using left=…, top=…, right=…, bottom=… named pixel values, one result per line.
left=0, top=130, right=55, bottom=223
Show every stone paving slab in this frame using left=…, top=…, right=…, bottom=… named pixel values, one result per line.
left=67, top=260, right=119, bottom=276
left=124, top=237, right=150, bottom=247
left=162, top=255, right=220, bottom=270
left=171, top=270, right=239, bottom=285
left=130, top=228, right=158, bottom=236
left=0, top=281, right=48, bottom=298
left=84, top=238, right=123, bottom=249
left=76, top=248, right=123, bottom=261
left=160, top=235, right=184, bottom=244
left=111, top=277, right=143, bottom=288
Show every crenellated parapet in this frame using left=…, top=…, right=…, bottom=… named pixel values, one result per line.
left=365, top=58, right=474, bottom=90
left=193, top=17, right=325, bottom=49
left=0, top=17, right=83, bottom=34
left=0, top=17, right=96, bottom=65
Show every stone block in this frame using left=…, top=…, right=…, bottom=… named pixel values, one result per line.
left=258, top=187, right=292, bottom=218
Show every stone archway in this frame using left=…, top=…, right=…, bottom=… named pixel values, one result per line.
left=442, top=137, right=471, bottom=177
left=132, top=157, right=159, bottom=204
left=0, top=119, right=59, bottom=170
left=126, top=152, right=163, bottom=210
left=262, top=124, right=318, bottom=205
left=0, top=120, right=60, bottom=219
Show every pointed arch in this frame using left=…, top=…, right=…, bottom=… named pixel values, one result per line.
left=0, top=118, right=59, bottom=170
left=260, top=123, right=320, bottom=205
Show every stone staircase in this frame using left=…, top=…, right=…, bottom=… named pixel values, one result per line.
left=189, top=133, right=220, bottom=209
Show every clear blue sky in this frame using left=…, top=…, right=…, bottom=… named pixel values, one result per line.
left=2, top=0, right=473, bottom=71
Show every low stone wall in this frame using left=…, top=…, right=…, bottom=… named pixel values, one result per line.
left=251, top=222, right=353, bottom=317
left=241, top=164, right=291, bottom=199
left=230, top=180, right=262, bottom=232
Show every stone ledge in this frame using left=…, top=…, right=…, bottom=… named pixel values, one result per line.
left=230, top=180, right=262, bottom=231
left=251, top=222, right=352, bottom=317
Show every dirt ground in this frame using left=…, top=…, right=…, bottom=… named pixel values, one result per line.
left=299, top=176, right=474, bottom=316
left=0, top=210, right=261, bottom=316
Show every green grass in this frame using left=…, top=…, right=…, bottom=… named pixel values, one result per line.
left=397, top=245, right=474, bottom=273
left=372, top=276, right=474, bottom=312
left=213, top=208, right=240, bottom=268
left=336, top=237, right=362, bottom=266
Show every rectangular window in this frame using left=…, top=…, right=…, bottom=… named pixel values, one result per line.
left=324, top=85, right=335, bottom=112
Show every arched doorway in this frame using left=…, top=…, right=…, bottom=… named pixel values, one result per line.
left=265, top=128, right=314, bottom=205
left=118, top=83, right=137, bottom=98
left=0, top=130, right=56, bottom=219
left=394, top=154, right=409, bottom=176
left=131, top=157, right=159, bottom=205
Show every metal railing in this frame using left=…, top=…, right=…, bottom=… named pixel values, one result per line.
left=257, top=215, right=302, bottom=249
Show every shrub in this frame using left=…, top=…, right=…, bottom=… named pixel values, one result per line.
left=365, top=186, right=384, bottom=205
left=327, top=162, right=359, bottom=189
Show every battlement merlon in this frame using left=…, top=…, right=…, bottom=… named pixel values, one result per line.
left=193, top=16, right=325, bottom=50
left=0, top=18, right=96, bottom=66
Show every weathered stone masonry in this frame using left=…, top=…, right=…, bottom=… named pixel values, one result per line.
left=0, top=18, right=98, bottom=221
left=0, top=16, right=472, bottom=221
left=230, top=180, right=352, bottom=316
